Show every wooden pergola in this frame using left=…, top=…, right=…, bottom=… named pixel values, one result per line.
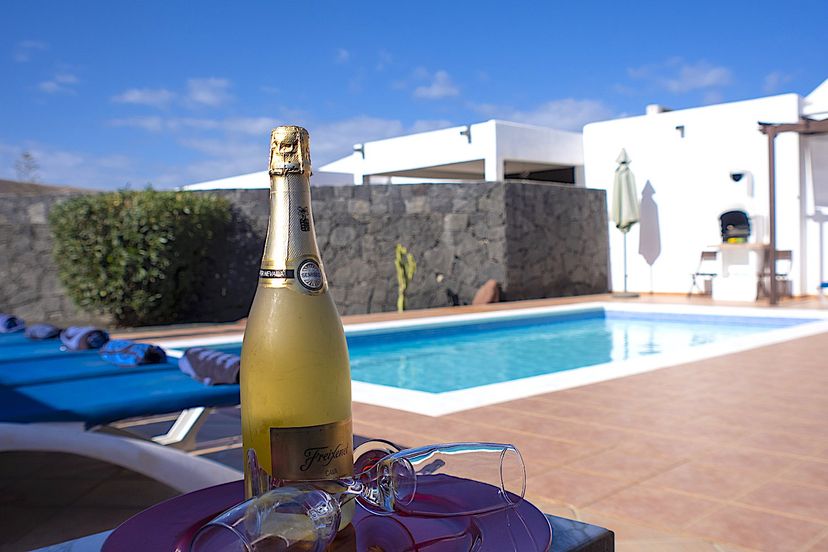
left=758, top=117, right=828, bottom=305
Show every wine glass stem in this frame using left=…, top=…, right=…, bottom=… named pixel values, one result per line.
left=335, top=479, right=364, bottom=507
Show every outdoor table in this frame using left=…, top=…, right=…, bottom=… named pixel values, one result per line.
left=47, top=480, right=610, bottom=551
left=710, top=242, right=768, bottom=302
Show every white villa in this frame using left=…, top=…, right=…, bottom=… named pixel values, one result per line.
left=585, top=79, right=828, bottom=299
left=183, top=79, right=828, bottom=299
left=319, top=120, right=584, bottom=185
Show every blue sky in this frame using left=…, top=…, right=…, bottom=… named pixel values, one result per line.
left=1, top=1, right=825, bottom=189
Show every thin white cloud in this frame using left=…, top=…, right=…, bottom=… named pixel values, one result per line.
left=109, top=116, right=166, bottom=132
left=13, top=40, right=48, bottom=63
left=0, top=141, right=137, bottom=189
left=763, top=71, right=793, bottom=94
left=112, top=88, right=175, bottom=108
left=308, top=116, right=406, bottom=161
left=185, top=78, right=232, bottom=108
left=413, top=70, right=459, bottom=100
left=335, top=48, right=350, bottom=63
left=376, top=50, right=392, bottom=71
left=38, top=72, right=79, bottom=94
left=702, top=89, right=724, bottom=105
left=409, top=119, right=454, bottom=133
left=108, top=116, right=277, bottom=135
left=472, top=98, right=615, bottom=131
left=629, top=59, right=732, bottom=94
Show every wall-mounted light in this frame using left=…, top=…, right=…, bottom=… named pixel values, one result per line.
left=730, top=170, right=754, bottom=197
left=459, top=125, right=472, bottom=143
left=675, top=125, right=685, bottom=138
left=353, top=144, right=365, bottom=159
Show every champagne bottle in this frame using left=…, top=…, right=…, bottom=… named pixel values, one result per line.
left=241, top=126, right=353, bottom=513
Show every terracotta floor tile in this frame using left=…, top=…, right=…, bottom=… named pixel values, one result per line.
left=493, top=397, right=607, bottom=421
left=570, top=447, right=682, bottom=481
left=445, top=406, right=545, bottom=433
left=642, top=461, right=767, bottom=501
left=588, top=486, right=720, bottom=529
left=614, top=537, right=724, bottom=551
left=667, top=419, right=752, bottom=444
left=689, top=505, right=826, bottom=552
left=615, top=434, right=714, bottom=459
left=530, top=418, right=636, bottom=447
left=480, top=430, right=603, bottom=468
left=692, top=445, right=796, bottom=476
left=737, top=480, right=828, bottom=523
left=577, top=509, right=681, bottom=543
left=804, top=531, right=828, bottom=551
left=526, top=466, right=629, bottom=508
left=592, top=410, right=687, bottom=433
left=737, top=430, right=828, bottom=458
left=777, top=459, right=828, bottom=489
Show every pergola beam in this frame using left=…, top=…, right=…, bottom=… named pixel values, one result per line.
left=759, top=118, right=828, bottom=136
left=757, top=116, right=828, bottom=305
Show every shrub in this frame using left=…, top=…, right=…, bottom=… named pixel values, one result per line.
left=49, top=190, right=231, bottom=326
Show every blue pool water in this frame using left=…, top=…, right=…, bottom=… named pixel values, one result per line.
left=222, top=309, right=813, bottom=393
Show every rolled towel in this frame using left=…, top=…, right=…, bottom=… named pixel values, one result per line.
left=25, top=323, right=62, bottom=340
left=99, top=339, right=167, bottom=367
left=59, top=326, right=110, bottom=350
left=0, top=314, right=25, bottom=334
left=179, top=347, right=240, bottom=385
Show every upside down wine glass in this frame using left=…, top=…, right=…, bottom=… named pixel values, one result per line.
left=190, top=442, right=526, bottom=551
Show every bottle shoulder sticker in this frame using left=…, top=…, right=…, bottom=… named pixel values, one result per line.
left=297, top=259, right=324, bottom=291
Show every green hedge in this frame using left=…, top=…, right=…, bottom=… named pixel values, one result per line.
left=49, top=190, right=231, bottom=326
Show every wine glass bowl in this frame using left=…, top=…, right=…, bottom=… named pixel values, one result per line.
left=189, top=486, right=341, bottom=552
left=356, top=443, right=526, bottom=518
left=352, top=439, right=402, bottom=475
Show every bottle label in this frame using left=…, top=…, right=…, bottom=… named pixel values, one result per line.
left=270, top=419, right=353, bottom=480
left=297, top=260, right=324, bottom=291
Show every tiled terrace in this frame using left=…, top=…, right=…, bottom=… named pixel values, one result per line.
left=3, top=294, right=828, bottom=551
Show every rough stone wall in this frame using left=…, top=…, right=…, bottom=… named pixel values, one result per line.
left=0, top=182, right=607, bottom=326
left=0, top=193, right=111, bottom=325
left=314, top=183, right=507, bottom=314
left=210, top=183, right=507, bottom=316
left=503, top=182, right=609, bottom=299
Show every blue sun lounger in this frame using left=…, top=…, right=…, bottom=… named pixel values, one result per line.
left=0, top=369, right=239, bottom=427
left=0, top=351, right=179, bottom=387
left=0, top=353, right=240, bottom=450
left=0, top=334, right=72, bottom=362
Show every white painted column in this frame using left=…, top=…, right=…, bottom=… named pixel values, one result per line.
left=350, top=151, right=364, bottom=185
left=484, top=146, right=504, bottom=182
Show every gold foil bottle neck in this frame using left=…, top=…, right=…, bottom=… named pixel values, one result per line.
left=269, top=126, right=311, bottom=177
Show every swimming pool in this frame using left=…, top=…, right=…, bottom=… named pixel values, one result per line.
left=163, top=303, right=828, bottom=416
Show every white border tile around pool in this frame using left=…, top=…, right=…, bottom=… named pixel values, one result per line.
left=161, top=302, right=828, bottom=417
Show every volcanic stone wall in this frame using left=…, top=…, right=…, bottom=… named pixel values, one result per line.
left=0, top=182, right=608, bottom=325
left=0, top=193, right=111, bottom=325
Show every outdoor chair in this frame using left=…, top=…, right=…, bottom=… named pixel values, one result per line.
left=757, top=249, right=793, bottom=299
left=0, top=422, right=240, bottom=493
left=0, top=340, right=243, bottom=493
left=688, top=250, right=718, bottom=296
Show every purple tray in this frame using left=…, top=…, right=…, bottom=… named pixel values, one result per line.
left=103, top=480, right=552, bottom=551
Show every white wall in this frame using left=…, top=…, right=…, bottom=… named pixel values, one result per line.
left=320, top=120, right=585, bottom=185
left=494, top=121, right=584, bottom=167
left=341, top=122, right=495, bottom=184
left=583, top=94, right=804, bottom=295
